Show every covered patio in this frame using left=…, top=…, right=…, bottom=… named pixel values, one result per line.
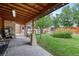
left=4, top=33, right=52, bottom=56
left=0, top=3, right=66, bottom=56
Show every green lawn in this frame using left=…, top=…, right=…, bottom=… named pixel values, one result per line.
left=36, top=34, right=79, bottom=56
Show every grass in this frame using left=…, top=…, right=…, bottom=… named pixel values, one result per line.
left=36, top=34, right=79, bottom=56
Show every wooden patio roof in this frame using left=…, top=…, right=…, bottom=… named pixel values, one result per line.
left=0, top=3, right=67, bottom=25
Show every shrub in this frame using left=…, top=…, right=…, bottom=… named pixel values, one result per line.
left=51, top=31, right=72, bottom=38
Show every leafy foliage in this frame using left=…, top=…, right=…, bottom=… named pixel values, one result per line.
left=36, top=15, right=53, bottom=28
left=51, top=4, right=79, bottom=27
left=51, top=31, right=72, bottom=38
left=35, top=15, right=53, bottom=33
left=72, top=4, right=79, bottom=27
left=52, top=15, right=60, bottom=28
left=36, top=3, right=79, bottom=34
left=58, top=5, right=73, bottom=27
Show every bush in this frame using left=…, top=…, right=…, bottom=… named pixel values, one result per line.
left=51, top=31, right=72, bottom=38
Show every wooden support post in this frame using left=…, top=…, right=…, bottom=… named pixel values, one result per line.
left=24, top=25, right=27, bottom=36
left=0, top=18, right=5, bottom=38
left=19, top=25, right=21, bottom=33
left=13, top=22, right=16, bottom=38
left=0, top=17, right=4, bottom=29
left=31, top=19, right=37, bottom=46
left=2, top=19, right=4, bottom=28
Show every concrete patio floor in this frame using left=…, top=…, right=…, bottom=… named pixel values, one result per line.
left=4, top=34, right=52, bottom=56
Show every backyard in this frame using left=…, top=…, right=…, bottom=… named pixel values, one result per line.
left=36, top=34, right=79, bottom=56
left=35, top=3, right=79, bottom=56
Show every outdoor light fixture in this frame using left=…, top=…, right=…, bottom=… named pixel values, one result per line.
left=12, top=10, right=16, bottom=17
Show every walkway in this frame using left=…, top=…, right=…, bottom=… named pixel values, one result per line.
left=4, top=34, right=52, bottom=56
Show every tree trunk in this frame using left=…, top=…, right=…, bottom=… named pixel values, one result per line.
left=40, top=28, right=43, bottom=34
left=39, top=28, right=43, bottom=39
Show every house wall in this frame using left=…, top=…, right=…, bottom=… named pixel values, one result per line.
left=4, top=20, right=15, bottom=33
left=15, top=24, right=21, bottom=33
left=0, top=18, right=24, bottom=34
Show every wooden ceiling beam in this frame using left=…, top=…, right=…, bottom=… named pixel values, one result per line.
left=24, top=4, right=41, bottom=11
left=0, top=8, right=35, bottom=24
left=0, top=10, right=24, bottom=20
left=7, top=4, right=37, bottom=16
left=0, top=10, right=27, bottom=25
left=0, top=7, right=31, bottom=18
left=4, top=10, right=32, bottom=23
left=26, top=4, right=43, bottom=11
left=16, top=3, right=39, bottom=13
left=36, top=4, right=45, bottom=8
left=38, top=4, right=48, bottom=7
left=0, top=4, right=34, bottom=17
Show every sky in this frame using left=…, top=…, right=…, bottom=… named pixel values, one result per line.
left=50, top=3, right=75, bottom=17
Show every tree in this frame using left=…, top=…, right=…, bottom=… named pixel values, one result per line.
left=72, top=4, right=79, bottom=27
left=35, top=15, right=53, bottom=34
left=51, top=14, right=60, bottom=28
left=59, top=5, right=74, bottom=27
left=50, top=5, right=74, bottom=28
